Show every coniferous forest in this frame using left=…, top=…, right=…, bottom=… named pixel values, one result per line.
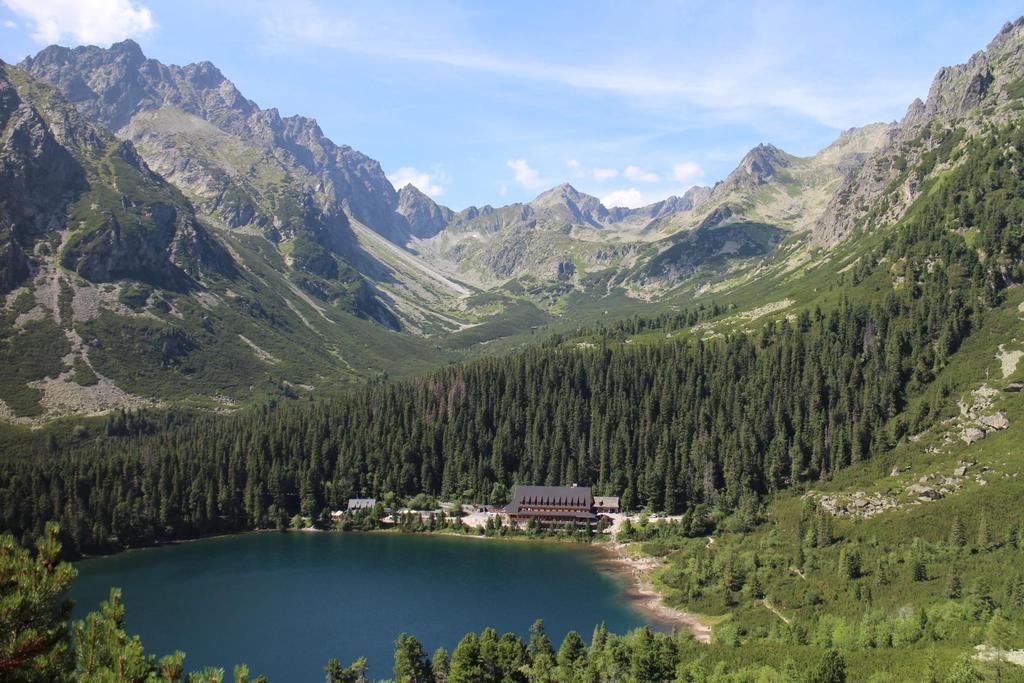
left=0, top=281, right=970, bottom=553
left=5, top=121, right=1024, bottom=554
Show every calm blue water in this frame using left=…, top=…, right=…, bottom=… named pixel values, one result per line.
left=71, top=532, right=647, bottom=681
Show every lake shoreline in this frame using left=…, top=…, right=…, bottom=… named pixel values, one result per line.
left=75, top=523, right=603, bottom=560
left=70, top=528, right=648, bottom=681
left=74, top=526, right=299, bottom=561
left=73, top=522, right=713, bottom=643
left=595, top=542, right=714, bottom=642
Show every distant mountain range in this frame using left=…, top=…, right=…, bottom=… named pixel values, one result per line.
left=3, top=17, right=1024, bottom=420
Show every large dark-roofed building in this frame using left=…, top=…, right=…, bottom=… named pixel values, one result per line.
left=505, top=485, right=598, bottom=527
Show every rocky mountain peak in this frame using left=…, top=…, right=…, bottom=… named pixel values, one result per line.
left=108, top=39, right=146, bottom=65
left=531, top=182, right=583, bottom=204
left=530, top=183, right=608, bottom=227
left=698, top=142, right=795, bottom=212
left=738, top=143, right=791, bottom=182
left=181, top=60, right=227, bottom=90
left=987, top=16, right=1024, bottom=52
left=904, top=17, right=1024, bottom=130
left=396, top=184, right=452, bottom=239
left=0, top=63, right=231, bottom=294
left=21, top=41, right=408, bottom=244
left=397, top=183, right=432, bottom=203
left=813, top=16, right=1024, bottom=246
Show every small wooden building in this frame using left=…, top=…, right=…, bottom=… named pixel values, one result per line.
left=593, top=496, right=621, bottom=514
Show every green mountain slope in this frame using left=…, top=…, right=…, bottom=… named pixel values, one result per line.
left=16, top=41, right=888, bottom=332
left=625, top=285, right=1024, bottom=679
left=3, top=17, right=1024, bottom=424
left=0, top=62, right=454, bottom=421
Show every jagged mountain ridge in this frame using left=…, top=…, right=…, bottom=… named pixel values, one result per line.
left=19, top=38, right=887, bottom=303
left=406, top=129, right=887, bottom=289
left=22, top=41, right=403, bottom=239
left=20, top=40, right=429, bottom=328
left=813, top=17, right=1024, bottom=245
left=5, top=18, right=1024, bottom=421
left=0, top=59, right=235, bottom=420
left=0, top=60, right=454, bottom=422
left=655, top=124, right=894, bottom=236
left=401, top=182, right=713, bottom=238
left=0, top=61, right=230, bottom=293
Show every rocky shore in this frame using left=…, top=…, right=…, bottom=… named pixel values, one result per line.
left=600, top=541, right=713, bottom=643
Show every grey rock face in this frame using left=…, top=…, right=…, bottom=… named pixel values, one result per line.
left=0, top=69, right=89, bottom=241
left=979, top=412, right=1009, bottom=431
left=812, top=17, right=1024, bottom=246
left=698, top=205, right=734, bottom=230
left=961, top=427, right=986, bottom=445
left=396, top=184, right=453, bottom=239
left=554, top=260, right=575, bottom=281
left=0, top=62, right=231, bottom=291
left=0, top=225, right=30, bottom=293
left=737, top=143, right=791, bottom=182
left=21, top=40, right=404, bottom=244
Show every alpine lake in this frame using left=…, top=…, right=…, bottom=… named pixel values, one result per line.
left=71, top=532, right=650, bottom=681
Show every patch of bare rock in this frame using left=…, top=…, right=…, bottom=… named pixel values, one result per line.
left=817, top=491, right=898, bottom=518
left=951, top=385, right=1010, bottom=445
left=815, top=459, right=1008, bottom=519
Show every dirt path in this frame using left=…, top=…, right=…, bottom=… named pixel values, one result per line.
left=762, top=598, right=791, bottom=624
left=602, top=542, right=713, bottom=643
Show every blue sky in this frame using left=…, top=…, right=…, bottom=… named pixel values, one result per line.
left=2, top=1, right=1022, bottom=210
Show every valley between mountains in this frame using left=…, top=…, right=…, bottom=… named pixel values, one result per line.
left=6, top=19, right=1022, bottom=421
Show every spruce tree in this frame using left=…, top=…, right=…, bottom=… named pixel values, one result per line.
left=556, top=631, right=587, bottom=670
left=977, top=515, right=993, bottom=551
left=393, top=633, right=434, bottom=683
left=431, top=649, right=450, bottom=683
left=448, top=634, right=483, bottom=683
left=949, top=515, right=967, bottom=549
left=809, top=650, right=846, bottom=683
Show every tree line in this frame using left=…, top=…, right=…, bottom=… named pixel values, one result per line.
left=0, top=270, right=977, bottom=554
left=2, top=122, right=1024, bottom=556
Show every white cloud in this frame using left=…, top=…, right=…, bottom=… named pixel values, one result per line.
left=2, top=19, right=16, bottom=28
left=388, top=166, right=444, bottom=197
left=507, top=158, right=544, bottom=189
left=624, top=165, right=659, bottom=183
left=566, top=159, right=580, bottom=171
left=256, top=2, right=924, bottom=129
left=672, top=161, right=705, bottom=185
left=601, top=188, right=648, bottom=209
left=592, top=168, right=619, bottom=181
left=2, top=0, right=154, bottom=45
